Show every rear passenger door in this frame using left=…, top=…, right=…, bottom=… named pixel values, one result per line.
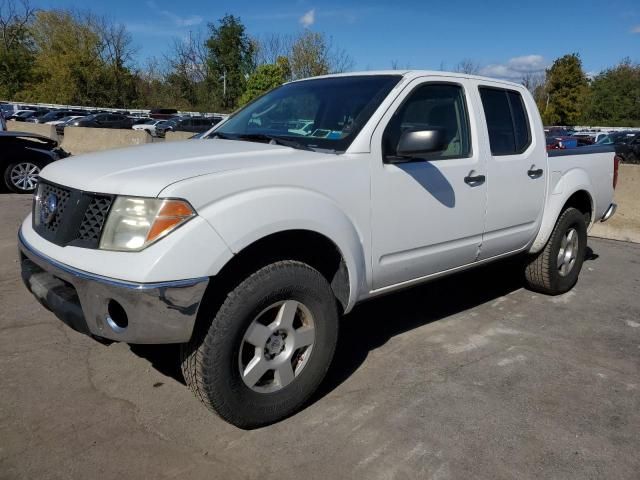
left=476, top=85, right=546, bottom=259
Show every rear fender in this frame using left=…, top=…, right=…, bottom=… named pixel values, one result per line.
left=530, top=168, right=594, bottom=254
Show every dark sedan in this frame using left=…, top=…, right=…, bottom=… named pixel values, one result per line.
left=155, top=116, right=221, bottom=137
left=8, top=110, right=50, bottom=122
left=604, top=132, right=640, bottom=164
left=29, top=110, right=86, bottom=124
left=1, top=132, right=69, bottom=193
left=68, top=113, right=134, bottom=129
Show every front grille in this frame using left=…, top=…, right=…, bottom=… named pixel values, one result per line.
left=33, top=180, right=114, bottom=249
left=78, top=196, right=113, bottom=242
left=36, top=183, right=71, bottom=234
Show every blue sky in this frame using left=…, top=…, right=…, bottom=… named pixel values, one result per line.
left=35, top=0, right=640, bottom=78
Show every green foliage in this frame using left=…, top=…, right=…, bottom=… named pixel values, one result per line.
left=238, top=58, right=288, bottom=106
left=0, top=1, right=35, bottom=99
left=582, top=59, right=640, bottom=127
left=205, top=14, right=255, bottom=111
left=541, top=53, right=589, bottom=125
left=289, top=31, right=330, bottom=79
left=2, top=3, right=638, bottom=126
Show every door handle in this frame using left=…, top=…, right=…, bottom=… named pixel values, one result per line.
left=464, top=171, right=485, bottom=186
left=528, top=166, right=543, bottom=178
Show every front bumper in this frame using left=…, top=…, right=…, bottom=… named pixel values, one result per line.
left=19, top=231, right=209, bottom=344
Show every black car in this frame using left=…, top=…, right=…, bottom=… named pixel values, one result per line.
left=155, top=116, right=220, bottom=137
left=1, top=132, right=69, bottom=193
left=612, top=132, right=640, bottom=164
left=149, top=108, right=178, bottom=120
left=8, top=110, right=50, bottom=122
left=69, top=113, right=134, bottom=129
left=29, top=110, right=85, bottom=124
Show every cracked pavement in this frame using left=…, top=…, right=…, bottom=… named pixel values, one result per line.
left=1, top=193, right=639, bottom=479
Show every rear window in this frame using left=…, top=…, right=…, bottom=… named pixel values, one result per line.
left=479, top=87, right=531, bottom=155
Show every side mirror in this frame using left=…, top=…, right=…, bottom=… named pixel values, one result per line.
left=395, top=129, right=446, bottom=158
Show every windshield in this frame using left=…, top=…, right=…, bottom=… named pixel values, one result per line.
left=596, top=135, right=613, bottom=145
left=213, top=75, right=401, bottom=152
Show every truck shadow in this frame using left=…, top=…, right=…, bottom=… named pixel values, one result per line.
left=129, top=246, right=600, bottom=401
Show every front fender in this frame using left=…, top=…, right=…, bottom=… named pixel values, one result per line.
left=530, top=167, right=594, bottom=253
left=197, top=187, right=367, bottom=312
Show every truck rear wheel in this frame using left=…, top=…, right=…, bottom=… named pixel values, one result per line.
left=524, top=207, right=587, bottom=295
left=181, top=260, right=339, bottom=429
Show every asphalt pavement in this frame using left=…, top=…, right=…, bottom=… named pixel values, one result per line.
left=1, top=193, right=639, bottom=480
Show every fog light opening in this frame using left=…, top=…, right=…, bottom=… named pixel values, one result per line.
left=106, top=299, right=128, bottom=332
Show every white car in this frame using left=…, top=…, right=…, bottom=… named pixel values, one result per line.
left=132, top=119, right=165, bottom=137
left=19, top=71, right=617, bottom=428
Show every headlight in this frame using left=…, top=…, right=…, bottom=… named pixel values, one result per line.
left=99, top=197, right=195, bottom=251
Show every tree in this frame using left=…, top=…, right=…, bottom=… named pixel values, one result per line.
left=164, top=31, right=212, bottom=110
left=0, top=0, right=36, bottom=99
left=541, top=53, right=589, bottom=125
left=205, top=14, right=255, bottom=111
left=257, top=31, right=353, bottom=80
left=94, top=16, right=138, bottom=107
left=454, top=59, right=480, bottom=75
left=238, top=57, right=289, bottom=106
left=583, top=59, right=640, bottom=127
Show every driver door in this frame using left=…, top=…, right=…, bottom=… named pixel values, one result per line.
left=370, top=78, right=487, bottom=290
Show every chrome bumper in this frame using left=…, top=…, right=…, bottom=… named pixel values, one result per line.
left=601, top=203, right=617, bottom=222
left=19, top=231, right=209, bottom=344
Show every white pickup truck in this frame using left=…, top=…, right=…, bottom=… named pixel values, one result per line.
left=19, top=71, right=619, bottom=428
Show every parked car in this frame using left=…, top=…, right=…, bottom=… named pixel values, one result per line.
left=46, top=115, right=85, bottom=126
left=54, top=116, right=90, bottom=136
left=596, top=130, right=639, bottom=146
left=130, top=117, right=153, bottom=125
left=68, top=113, right=134, bottom=129
left=29, top=110, right=82, bottom=124
left=8, top=110, right=49, bottom=122
left=572, top=131, right=608, bottom=143
left=544, top=127, right=573, bottom=137
left=155, top=116, right=220, bottom=137
left=19, top=71, right=618, bottom=428
left=149, top=108, right=178, bottom=119
left=1, top=131, right=69, bottom=193
left=613, top=132, right=640, bottom=164
left=132, top=119, right=165, bottom=137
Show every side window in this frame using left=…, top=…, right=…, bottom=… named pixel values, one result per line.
left=479, top=87, right=531, bottom=155
left=383, top=83, right=471, bottom=160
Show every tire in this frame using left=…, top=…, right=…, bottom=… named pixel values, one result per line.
left=181, top=260, right=339, bottom=429
left=524, top=207, right=587, bottom=295
left=4, top=160, right=43, bottom=193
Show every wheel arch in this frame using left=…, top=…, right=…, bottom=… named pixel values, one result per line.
left=194, top=187, right=369, bottom=314
left=530, top=186, right=594, bottom=254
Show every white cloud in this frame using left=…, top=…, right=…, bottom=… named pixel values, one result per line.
left=145, top=1, right=203, bottom=28
left=480, top=55, right=548, bottom=80
left=631, top=25, right=640, bottom=33
left=160, top=11, right=203, bottom=27
left=299, top=9, right=315, bottom=28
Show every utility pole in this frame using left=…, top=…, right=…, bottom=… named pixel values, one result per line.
left=220, top=70, right=227, bottom=98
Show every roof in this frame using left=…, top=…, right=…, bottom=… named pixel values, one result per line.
left=290, top=70, right=526, bottom=90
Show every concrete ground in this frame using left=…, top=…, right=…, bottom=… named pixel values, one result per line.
left=590, top=164, right=640, bottom=244
left=1, top=193, right=639, bottom=480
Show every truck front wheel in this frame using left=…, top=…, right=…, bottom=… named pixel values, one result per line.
left=524, top=207, right=588, bottom=295
left=181, top=260, right=339, bottom=429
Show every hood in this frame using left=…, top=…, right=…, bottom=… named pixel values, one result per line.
left=40, top=139, right=315, bottom=197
